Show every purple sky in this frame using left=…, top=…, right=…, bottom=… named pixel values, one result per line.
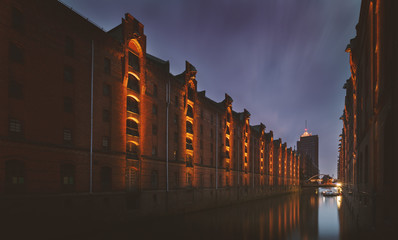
left=62, top=0, right=361, bottom=177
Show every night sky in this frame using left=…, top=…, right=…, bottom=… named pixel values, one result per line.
left=62, top=0, right=361, bottom=177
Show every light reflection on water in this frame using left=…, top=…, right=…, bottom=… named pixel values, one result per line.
left=117, top=188, right=345, bottom=240
left=318, top=187, right=340, bottom=240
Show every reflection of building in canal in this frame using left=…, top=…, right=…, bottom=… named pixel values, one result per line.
left=299, top=189, right=319, bottom=240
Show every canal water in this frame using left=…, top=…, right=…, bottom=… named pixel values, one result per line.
left=101, top=187, right=352, bottom=240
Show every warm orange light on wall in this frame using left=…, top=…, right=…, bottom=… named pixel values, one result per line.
left=127, top=116, right=140, bottom=123
left=127, top=94, right=140, bottom=102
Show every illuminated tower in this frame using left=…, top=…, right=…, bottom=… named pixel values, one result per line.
left=297, top=127, right=319, bottom=179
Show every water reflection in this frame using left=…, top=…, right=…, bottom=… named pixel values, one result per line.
left=318, top=188, right=340, bottom=239
left=115, top=189, right=342, bottom=240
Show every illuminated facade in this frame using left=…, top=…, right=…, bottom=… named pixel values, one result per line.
left=0, top=0, right=300, bottom=212
left=338, top=0, right=398, bottom=233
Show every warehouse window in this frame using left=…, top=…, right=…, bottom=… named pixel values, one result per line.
left=5, top=160, right=25, bottom=193
left=60, top=164, right=75, bottom=192
left=103, top=84, right=111, bottom=96
left=102, top=136, right=110, bottom=150
left=153, top=84, right=158, bottom=97
left=127, top=97, right=139, bottom=114
left=187, top=105, right=193, bottom=118
left=186, top=138, right=193, bottom=150
left=186, top=121, right=193, bottom=134
left=187, top=86, right=194, bottom=101
left=128, top=51, right=140, bottom=72
left=9, top=119, right=22, bottom=133
left=12, top=7, right=24, bottom=31
left=127, top=75, right=139, bottom=92
left=152, top=104, right=158, bottom=115
left=63, top=129, right=72, bottom=143
left=126, top=142, right=139, bottom=160
left=126, top=119, right=139, bottom=136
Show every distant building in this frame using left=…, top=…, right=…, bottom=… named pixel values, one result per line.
left=297, top=129, right=319, bottom=180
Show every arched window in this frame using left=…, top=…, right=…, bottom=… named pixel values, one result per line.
left=127, top=97, right=139, bottom=114
left=186, top=138, right=193, bottom=150
left=226, top=126, right=230, bottom=135
left=127, top=74, right=140, bottom=92
left=186, top=154, right=193, bottom=167
left=128, top=51, right=140, bottom=72
left=187, top=86, right=194, bottom=101
left=100, top=167, right=112, bottom=191
left=126, top=119, right=139, bottom=136
left=187, top=105, right=193, bottom=118
left=5, top=160, right=25, bottom=193
left=60, top=164, right=75, bottom=192
left=126, top=142, right=139, bottom=160
left=226, top=138, right=230, bottom=147
left=227, top=112, right=231, bottom=122
left=151, top=170, right=158, bottom=189
left=186, top=121, right=193, bottom=134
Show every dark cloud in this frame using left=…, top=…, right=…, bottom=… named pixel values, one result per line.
left=62, top=0, right=361, bottom=176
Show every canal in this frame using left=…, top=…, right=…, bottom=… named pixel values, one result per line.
left=76, top=187, right=365, bottom=240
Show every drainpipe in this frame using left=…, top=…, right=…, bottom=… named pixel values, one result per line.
left=89, top=40, right=94, bottom=193
left=166, top=80, right=170, bottom=192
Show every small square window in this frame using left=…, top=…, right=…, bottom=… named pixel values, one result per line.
left=152, top=104, right=157, bottom=115
left=9, top=119, right=22, bottom=133
left=104, top=57, right=111, bottom=74
left=12, top=7, right=24, bottom=31
left=103, top=84, right=111, bottom=96
left=153, top=84, right=158, bottom=97
left=102, top=136, right=110, bottom=150
left=63, top=129, right=72, bottom=142
left=152, top=146, right=157, bottom=156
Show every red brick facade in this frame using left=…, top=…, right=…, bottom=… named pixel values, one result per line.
left=1, top=0, right=300, bottom=196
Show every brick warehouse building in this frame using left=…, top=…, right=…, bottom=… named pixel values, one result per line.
left=1, top=0, right=300, bottom=217
left=338, top=0, right=398, bottom=235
